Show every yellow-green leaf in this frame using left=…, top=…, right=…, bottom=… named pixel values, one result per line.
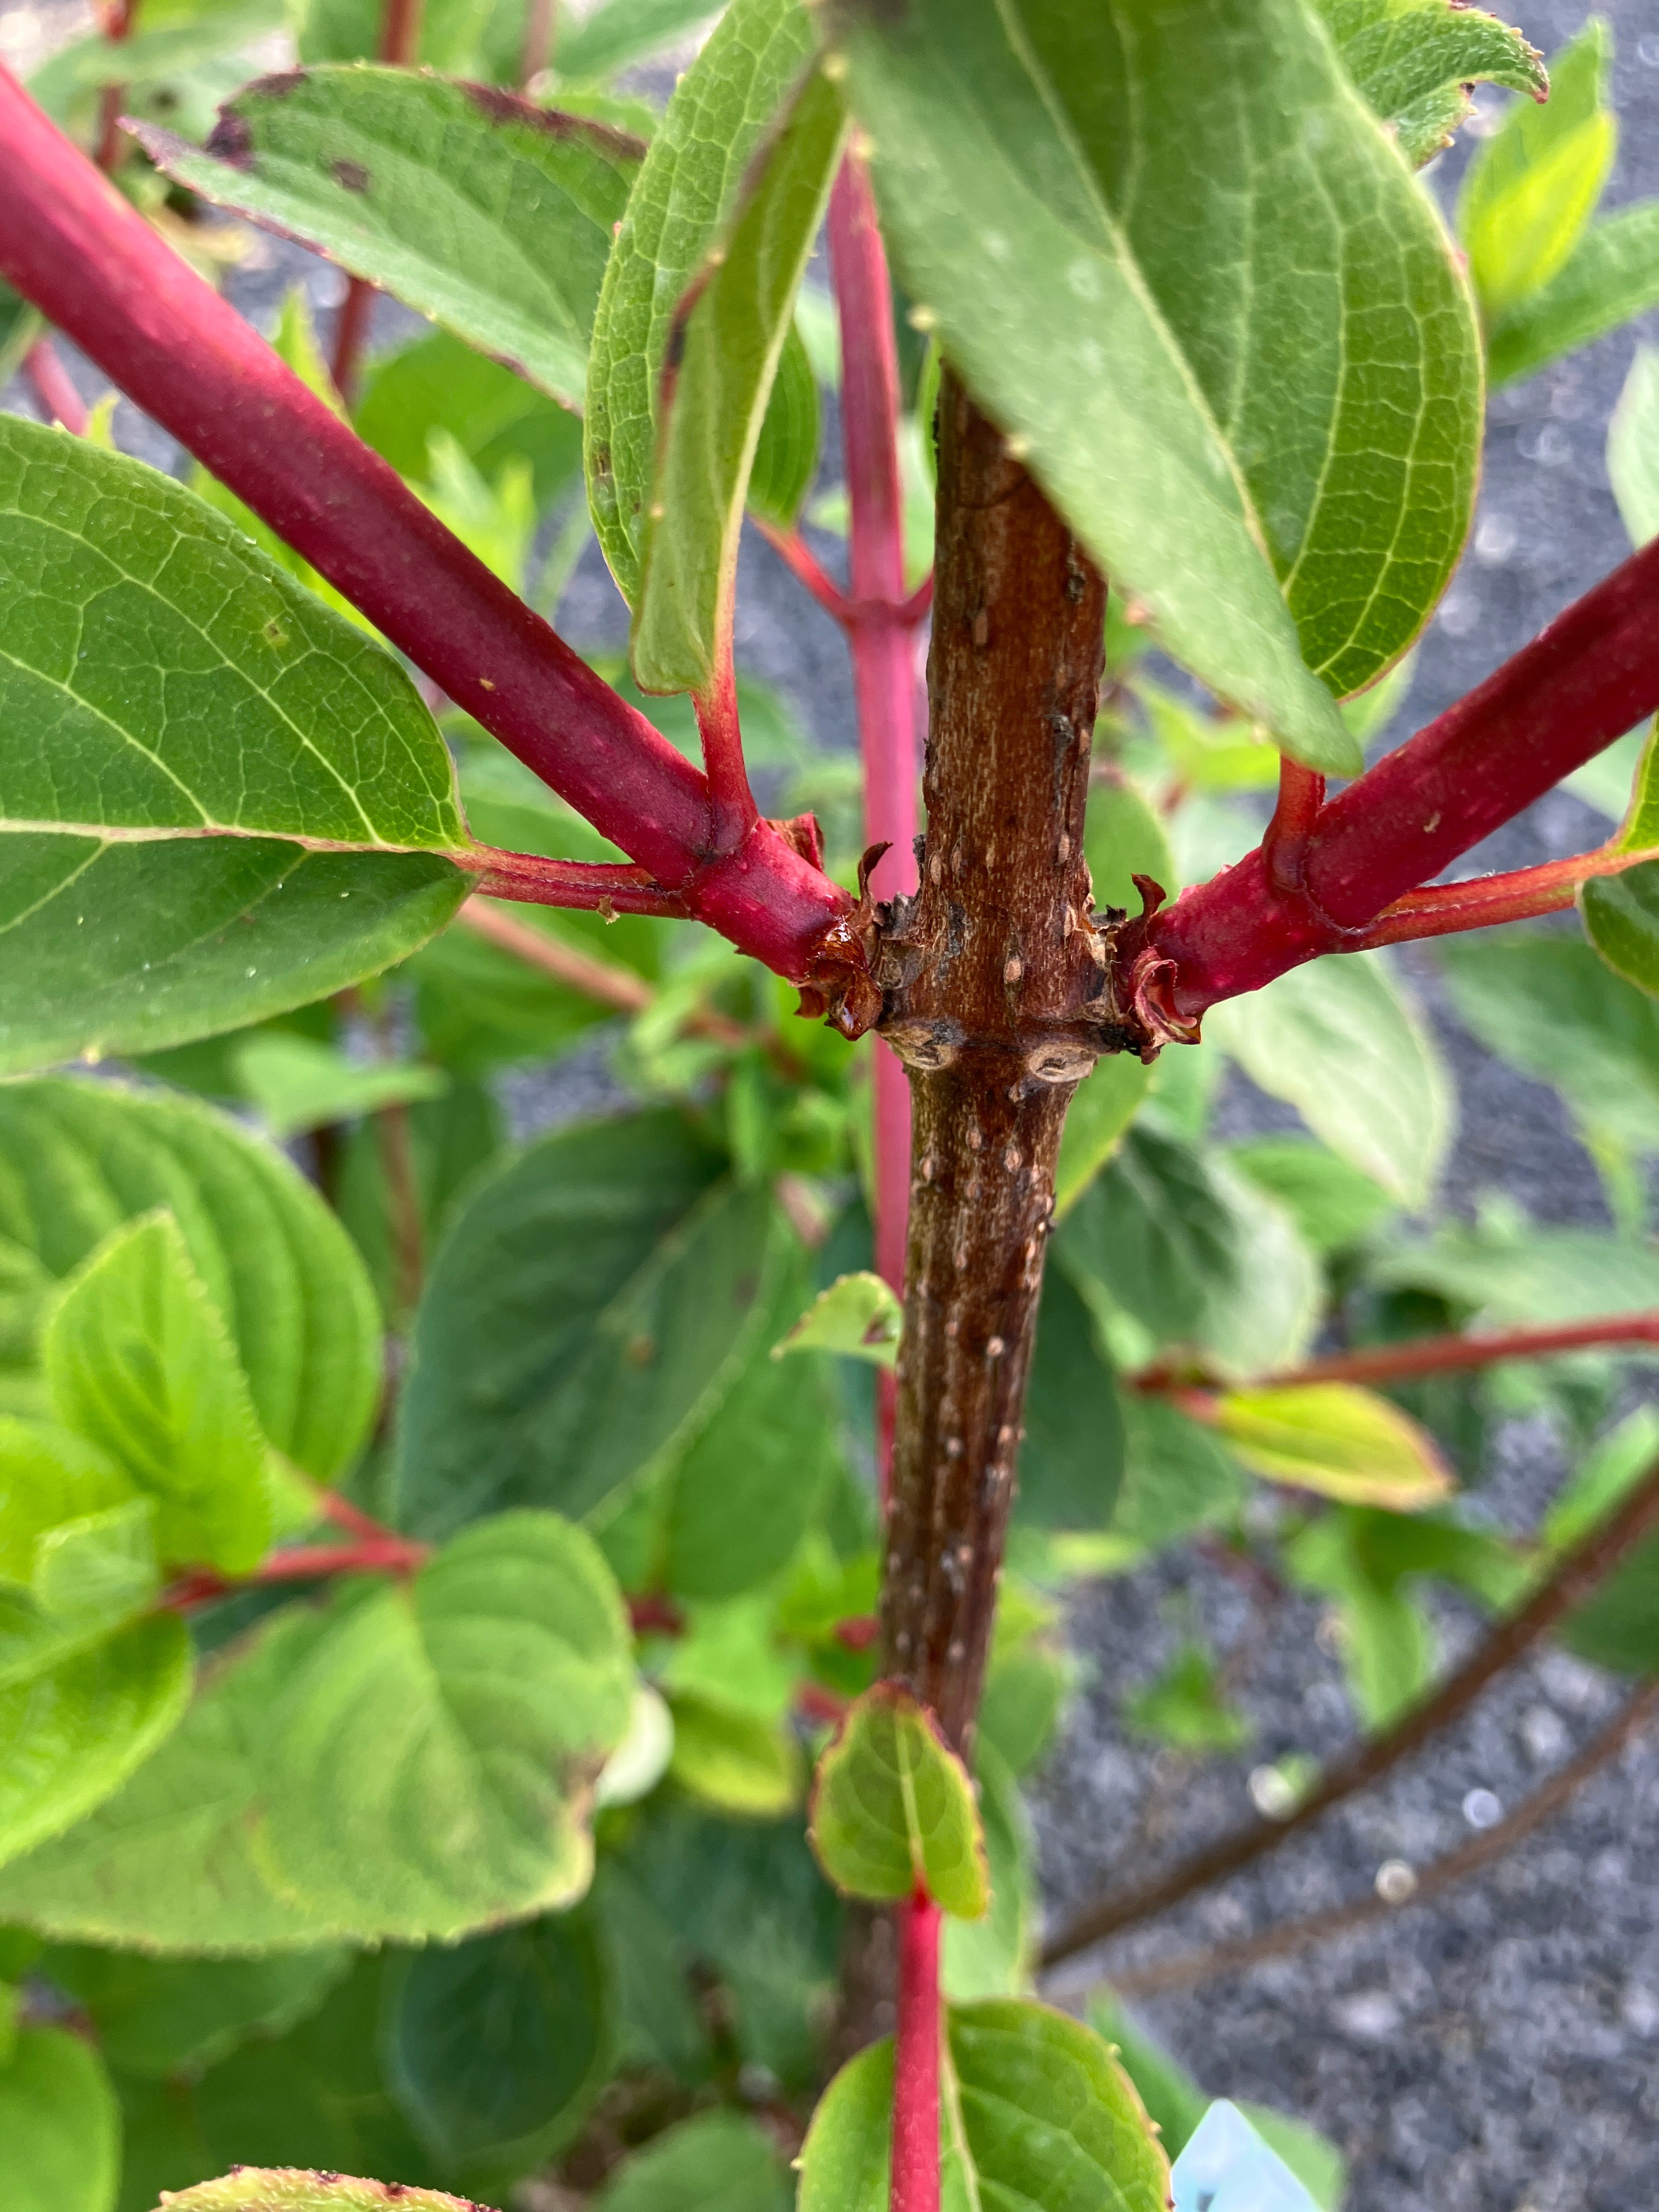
left=1216, top=1382, right=1452, bottom=1509
left=809, top=1683, right=989, bottom=1917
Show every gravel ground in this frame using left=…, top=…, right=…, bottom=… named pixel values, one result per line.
left=4, top=3, right=1658, bottom=2204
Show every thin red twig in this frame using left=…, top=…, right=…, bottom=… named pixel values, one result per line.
left=757, top=518, right=854, bottom=622
left=891, top=1889, right=943, bottom=2212
left=1261, top=757, right=1326, bottom=894
left=0, top=74, right=854, bottom=988
left=21, top=338, right=88, bottom=434
left=1352, top=840, right=1656, bottom=947
left=94, top=0, right=138, bottom=175
left=1133, top=1313, right=1659, bottom=1395
left=330, top=0, right=426, bottom=402
left=468, top=848, right=690, bottom=916
left=163, top=1536, right=432, bottom=1609
left=317, top=1489, right=397, bottom=1542
left=694, top=653, right=760, bottom=854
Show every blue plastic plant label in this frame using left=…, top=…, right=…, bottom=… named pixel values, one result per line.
left=1170, top=2100, right=1323, bottom=2212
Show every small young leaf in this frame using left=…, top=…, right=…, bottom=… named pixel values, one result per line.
left=147, top=2177, right=486, bottom=2212
left=826, top=0, right=1483, bottom=753
left=1313, top=0, right=1545, bottom=168
left=43, top=1213, right=272, bottom=1576
left=1607, top=345, right=1659, bottom=549
left=32, top=1499, right=160, bottom=1629
left=798, top=2000, right=1170, bottom=2212
left=0, top=1601, right=191, bottom=1870
left=1216, top=1383, right=1453, bottom=1510
left=1458, top=20, right=1614, bottom=319
left=592, top=2109, right=792, bottom=2212
left=0, top=2023, right=120, bottom=2212
left=0, top=1079, right=381, bottom=1485
left=137, top=71, right=641, bottom=410
left=809, top=1682, right=989, bottom=1917
left=1488, top=202, right=1659, bottom=388
left=774, top=1271, right=901, bottom=1367
left=0, top=1420, right=134, bottom=1586
left=1125, top=1641, right=1250, bottom=1753
left=1203, top=951, right=1451, bottom=1207
left=233, top=1033, right=448, bottom=1139
left=633, top=63, right=845, bottom=693
left=585, top=0, right=817, bottom=600
left=381, top=1910, right=612, bottom=2178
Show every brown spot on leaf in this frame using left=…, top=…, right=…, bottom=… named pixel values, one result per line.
left=204, top=112, right=255, bottom=166
left=332, top=159, right=370, bottom=193
left=460, top=80, right=646, bottom=162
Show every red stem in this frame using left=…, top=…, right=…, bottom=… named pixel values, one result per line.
left=94, top=0, right=137, bottom=176
left=329, top=0, right=426, bottom=403
left=890, top=1888, right=942, bottom=2212
left=21, top=338, right=88, bottom=434
left=828, top=150, right=920, bottom=1499
left=469, top=848, right=690, bottom=915
left=0, top=71, right=851, bottom=985
left=1171, top=1312, right=1659, bottom=1391
left=1352, top=841, right=1656, bottom=947
left=1126, top=532, right=1659, bottom=1025
left=1261, top=757, right=1326, bottom=894
left=163, top=1536, right=431, bottom=1609
left=694, top=654, right=760, bottom=855
left=757, top=519, right=854, bottom=622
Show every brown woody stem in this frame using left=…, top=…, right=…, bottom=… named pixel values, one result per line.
left=878, top=375, right=1108, bottom=1750
left=1039, top=1450, right=1659, bottom=1969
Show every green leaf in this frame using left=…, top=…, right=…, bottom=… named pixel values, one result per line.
left=0, top=1079, right=381, bottom=1484
left=355, top=329, right=585, bottom=506
left=1376, top=1212, right=1659, bottom=1327
left=0, top=280, right=43, bottom=389
left=1314, top=0, right=1545, bottom=168
left=233, top=1033, right=448, bottom=1139
left=808, top=1681, right=988, bottom=1916
left=940, top=1740, right=1032, bottom=2001
left=0, top=1420, right=134, bottom=1585
left=44, top=1213, right=270, bottom=1575
left=382, top=1910, right=612, bottom=2181
left=27, top=1, right=283, bottom=120
left=661, top=1239, right=842, bottom=1601
left=1561, top=1527, right=1659, bottom=1675
left=592, top=2110, right=792, bottom=2212
left=584, top=0, right=817, bottom=602
left=798, top=1999, right=1170, bottom=2212
left=1111, top=1395, right=1246, bottom=1552
left=1286, top=1511, right=1433, bottom=1725
left=1488, top=201, right=1659, bottom=388
left=747, top=317, right=822, bottom=530
left=144, top=2178, right=481, bottom=2212
left=1125, top=1640, right=1250, bottom=1752
left=1437, top=930, right=1659, bottom=1155
left=633, top=62, right=844, bottom=692
left=1085, top=775, right=1178, bottom=918
left=0, top=415, right=471, bottom=1069
left=1217, top=1383, right=1453, bottom=1509
left=667, top=1693, right=803, bottom=1816
left=1544, top=1407, right=1659, bottom=1554
left=556, top=0, right=720, bottom=81
left=42, top=1943, right=348, bottom=2080
left=1053, top=1056, right=1153, bottom=1218
left=1607, top=344, right=1659, bottom=549
left=33, top=1499, right=160, bottom=1629
left=396, top=1114, right=775, bottom=1539
left=1019, top=1264, right=1124, bottom=1532
left=137, top=71, right=641, bottom=411
left=775, top=1270, right=901, bottom=1367
left=260, top=1512, right=633, bottom=1942
left=1224, top=1136, right=1395, bottom=1255
left=1458, top=19, right=1614, bottom=320
left=1582, top=860, right=1659, bottom=997
left=0, top=2024, right=119, bottom=2212
left=1203, top=952, right=1450, bottom=1206
left=826, top=0, right=1484, bottom=756
left=0, top=1601, right=191, bottom=1871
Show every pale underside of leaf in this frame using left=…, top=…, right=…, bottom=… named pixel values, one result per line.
left=826, top=0, right=1484, bottom=766
left=136, top=71, right=642, bottom=409
left=142, top=2172, right=492, bottom=2212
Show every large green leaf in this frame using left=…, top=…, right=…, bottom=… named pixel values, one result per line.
left=0, top=417, right=471, bottom=1068
left=43, top=1214, right=270, bottom=1575
left=0, top=2024, right=120, bottom=2212
left=584, top=0, right=817, bottom=601
left=1488, top=202, right=1659, bottom=388
left=825, top=0, right=1483, bottom=757
left=592, top=2110, right=792, bottom=2212
left=798, top=1999, right=1169, bottom=2212
left=41, top=1943, right=348, bottom=2079
left=1374, top=1217, right=1659, bottom=1326
left=1315, top=0, right=1545, bottom=169
left=1458, top=20, right=1613, bottom=321
left=382, top=1910, right=612, bottom=2180
left=1204, top=951, right=1451, bottom=1206
left=808, top=1683, right=989, bottom=1917
left=0, top=1599, right=191, bottom=1870
left=137, top=70, right=641, bottom=410
left=0, top=1080, right=381, bottom=1482
left=632, top=64, right=844, bottom=692
left=395, top=1113, right=777, bottom=1541
left=259, top=1513, right=633, bottom=1942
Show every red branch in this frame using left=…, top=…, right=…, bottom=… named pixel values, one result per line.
left=22, top=338, right=88, bottom=434
left=331, top=0, right=426, bottom=401
left=0, top=71, right=853, bottom=989
left=1353, top=840, right=1654, bottom=947
left=695, top=654, right=760, bottom=855
left=757, top=519, right=854, bottom=622
left=1134, top=1312, right=1659, bottom=1395
left=1124, top=532, right=1659, bottom=1026
left=163, top=1536, right=431, bottom=1609
left=891, top=1889, right=943, bottom=2212
left=469, top=847, right=690, bottom=916
left=95, top=0, right=138, bottom=176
